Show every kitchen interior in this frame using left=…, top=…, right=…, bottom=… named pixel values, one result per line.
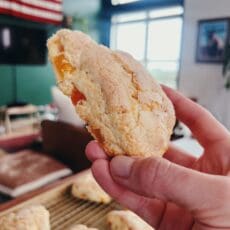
left=0, top=0, right=229, bottom=229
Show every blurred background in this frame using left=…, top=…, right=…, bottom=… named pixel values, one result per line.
left=0, top=0, right=229, bottom=203
left=0, top=0, right=229, bottom=129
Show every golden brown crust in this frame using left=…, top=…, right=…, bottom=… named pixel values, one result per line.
left=69, top=224, right=98, bottom=230
left=0, top=205, right=50, bottom=230
left=47, top=29, right=175, bottom=157
left=71, top=169, right=111, bottom=204
left=107, top=210, right=154, bottom=230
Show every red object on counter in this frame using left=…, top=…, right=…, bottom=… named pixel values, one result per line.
left=0, top=132, right=40, bottom=152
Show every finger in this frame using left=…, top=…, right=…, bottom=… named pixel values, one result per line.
left=162, top=85, right=229, bottom=148
left=91, top=159, right=165, bottom=228
left=163, top=144, right=198, bottom=168
left=85, top=141, right=108, bottom=162
left=110, top=156, right=226, bottom=212
left=93, top=160, right=194, bottom=229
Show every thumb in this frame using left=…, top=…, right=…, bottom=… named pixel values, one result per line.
left=110, top=156, right=225, bottom=212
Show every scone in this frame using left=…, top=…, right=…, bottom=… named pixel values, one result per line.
left=71, top=169, right=111, bottom=204
left=69, top=224, right=98, bottom=230
left=0, top=205, right=50, bottom=230
left=47, top=29, right=175, bottom=157
left=107, top=210, right=154, bottom=230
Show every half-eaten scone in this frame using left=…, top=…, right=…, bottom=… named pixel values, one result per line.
left=47, top=29, right=175, bottom=157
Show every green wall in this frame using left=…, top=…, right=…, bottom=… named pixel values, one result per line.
left=0, top=16, right=58, bottom=106
left=0, top=66, right=14, bottom=105
left=0, top=63, right=56, bottom=106
left=0, top=12, right=102, bottom=106
left=17, top=64, right=55, bottom=105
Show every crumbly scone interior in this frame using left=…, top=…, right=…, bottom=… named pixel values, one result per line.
left=48, top=30, right=175, bottom=157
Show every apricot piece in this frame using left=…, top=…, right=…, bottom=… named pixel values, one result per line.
left=54, top=54, right=75, bottom=80
left=71, top=87, right=86, bottom=105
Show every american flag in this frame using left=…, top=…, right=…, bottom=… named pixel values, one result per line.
left=0, top=0, right=63, bottom=25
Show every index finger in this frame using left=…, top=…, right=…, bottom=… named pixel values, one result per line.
left=85, top=140, right=109, bottom=162
left=162, top=85, right=229, bottom=148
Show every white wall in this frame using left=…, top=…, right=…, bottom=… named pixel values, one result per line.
left=179, top=0, right=230, bottom=129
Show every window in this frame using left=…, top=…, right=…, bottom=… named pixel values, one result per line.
left=112, top=0, right=141, bottom=6
left=110, top=6, right=183, bottom=88
left=112, top=22, right=146, bottom=60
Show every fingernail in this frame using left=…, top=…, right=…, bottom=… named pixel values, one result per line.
left=110, top=156, right=134, bottom=178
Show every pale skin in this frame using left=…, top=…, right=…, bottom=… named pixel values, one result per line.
left=85, top=86, right=230, bottom=230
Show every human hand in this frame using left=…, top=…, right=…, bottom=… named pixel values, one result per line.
left=85, top=86, right=230, bottom=230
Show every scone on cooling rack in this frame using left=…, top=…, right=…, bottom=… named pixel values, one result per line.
left=107, top=210, right=154, bottom=230
left=0, top=205, right=50, bottom=230
left=71, top=169, right=111, bottom=204
left=69, top=224, right=98, bottom=230
left=47, top=29, right=175, bottom=158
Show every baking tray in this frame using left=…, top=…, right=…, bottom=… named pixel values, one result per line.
left=0, top=171, right=121, bottom=229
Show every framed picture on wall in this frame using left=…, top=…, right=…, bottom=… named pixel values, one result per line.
left=196, top=18, right=230, bottom=63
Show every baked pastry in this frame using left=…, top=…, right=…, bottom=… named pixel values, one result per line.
left=71, top=169, right=111, bottom=204
left=0, top=205, right=50, bottom=230
left=69, top=224, right=98, bottom=230
left=47, top=29, right=175, bottom=157
left=107, top=210, right=154, bottom=230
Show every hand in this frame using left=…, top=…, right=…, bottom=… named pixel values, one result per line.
left=85, top=86, right=230, bottom=230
